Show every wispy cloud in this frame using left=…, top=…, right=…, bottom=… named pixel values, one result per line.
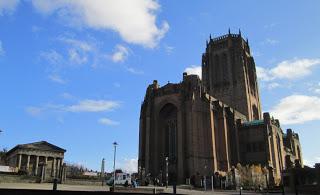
left=31, top=0, right=169, bottom=48
left=48, top=74, right=67, bottom=84
left=270, top=95, right=320, bottom=125
left=125, top=67, right=144, bottom=75
left=66, top=100, right=120, bottom=113
left=261, top=38, right=279, bottom=45
left=184, top=65, right=202, bottom=79
left=58, top=37, right=95, bottom=66
left=40, top=50, right=64, bottom=72
left=111, top=45, right=129, bottom=63
left=164, top=44, right=174, bottom=55
left=267, top=82, right=281, bottom=90
left=0, top=0, right=19, bottom=15
left=98, top=117, right=119, bottom=126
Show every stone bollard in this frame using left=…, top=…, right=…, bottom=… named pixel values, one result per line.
left=53, top=178, right=58, bottom=191
left=153, top=187, right=157, bottom=194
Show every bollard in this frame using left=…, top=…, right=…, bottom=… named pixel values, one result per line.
left=211, top=175, right=214, bottom=191
left=153, top=187, right=157, bottom=194
left=240, top=186, right=243, bottom=195
left=53, top=178, right=58, bottom=191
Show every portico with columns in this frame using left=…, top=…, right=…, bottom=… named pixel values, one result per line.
left=5, top=141, right=66, bottom=180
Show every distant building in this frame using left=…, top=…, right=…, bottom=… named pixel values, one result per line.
left=5, top=141, right=66, bottom=180
left=83, top=171, right=98, bottom=177
left=138, top=31, right=303, bottom=185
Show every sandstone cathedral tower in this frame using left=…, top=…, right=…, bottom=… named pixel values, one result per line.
left=138, top=31, right=303, bottom=185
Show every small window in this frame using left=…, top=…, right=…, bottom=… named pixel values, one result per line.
left=123, top=175, right=126, bottom=180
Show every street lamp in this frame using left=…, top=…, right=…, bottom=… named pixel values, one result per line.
left=165, top=156, right=169, bottom=188
left=113, top=142, right=118, bottom=191
left=204, top=165, right=207, bottom=191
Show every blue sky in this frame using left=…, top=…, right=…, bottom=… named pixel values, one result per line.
left=1, top=0, right=320, bottom=172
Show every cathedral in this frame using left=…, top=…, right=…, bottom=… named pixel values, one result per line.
left=138, top=31, right=303, bottom=185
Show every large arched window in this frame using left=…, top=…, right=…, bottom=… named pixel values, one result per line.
left=160, top=103, right=178, bottom=162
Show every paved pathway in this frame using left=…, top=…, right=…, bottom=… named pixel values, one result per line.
left=0, top=183, right=304, bottom=195
left=0, top=182, right=109, bottom=191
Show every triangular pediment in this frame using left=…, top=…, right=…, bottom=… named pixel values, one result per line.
left=15, top=141, right=66, bottom=153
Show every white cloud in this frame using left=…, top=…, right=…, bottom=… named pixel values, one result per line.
left=111, top=45, right=129, bottom=63
left=122, top=158, right=138, bottom=173
left=98, top=117, right=119, bottom=126
left=26, top=99, right=120, bottom=117
left=0, top=41, right=4, bottom=56
left=66, top=100, right=120, bottom=112
left=257, top=58, right=320, bottom=81
left=270, top=95, right=320, bottom=125
left=304, top=157, right=320, bottom=167
left=48, top=74, right=67, bottom=84
left=0, top=0, right=19, bottom=15
left=31, top=0, right=169, bottom=48
left=184, top=65, right=202, bottom=79
left=256, top=66, right=273, bottom=81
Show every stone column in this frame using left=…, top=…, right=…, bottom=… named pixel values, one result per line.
left=57, top=158, right=61, bottom=178
left=26, top=155, right=30, bottom=173
left=17, top=154, right=22, bottom=170
left=52, top=158, right=56, bottom=177
left=60, top=158, right=64, bottom=178
left=35, top=156, right=39, bottom=176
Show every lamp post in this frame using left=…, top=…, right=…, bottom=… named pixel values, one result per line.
left=204, top=165, right=207, bottom=191
left=165, top=156, right=169, bottom=188
left=113, top=142, right=118, bottom=191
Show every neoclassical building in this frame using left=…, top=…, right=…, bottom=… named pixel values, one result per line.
left=138, top=31, right=303, bottom=185
left=6, top=141, right=66, bottom=180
